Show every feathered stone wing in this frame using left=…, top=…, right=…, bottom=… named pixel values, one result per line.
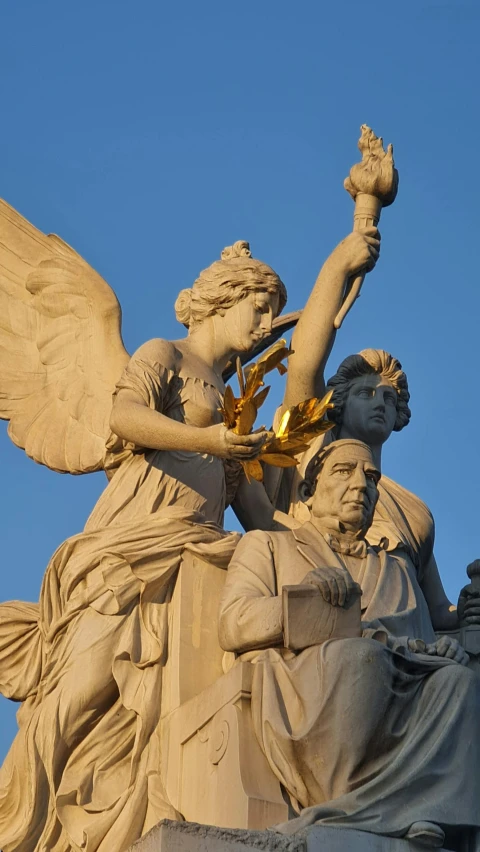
left=0, top=199, right=129, bottom=473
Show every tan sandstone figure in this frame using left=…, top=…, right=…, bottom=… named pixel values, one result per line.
left=220, top=439, right=480, bottom=850
left=0, top=198, right=378, bottom=851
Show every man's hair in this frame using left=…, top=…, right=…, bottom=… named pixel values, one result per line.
left=302, top=438, right=378, bottom=498
left=326, top=349, right=411, bottom=432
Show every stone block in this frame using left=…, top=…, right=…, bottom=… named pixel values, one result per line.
left=127, top=820, right=451, bottom=852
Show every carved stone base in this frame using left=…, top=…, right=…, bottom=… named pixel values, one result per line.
left=127, top=820, right=452, bottom=852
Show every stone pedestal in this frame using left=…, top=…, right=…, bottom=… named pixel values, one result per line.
left=128, top=820, right=452, bottom=852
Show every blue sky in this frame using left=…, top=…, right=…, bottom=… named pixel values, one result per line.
left=0, top=0, right=479, bottom=758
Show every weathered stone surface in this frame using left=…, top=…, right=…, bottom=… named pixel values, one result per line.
left=127, top=820, right=451, bottom=852
left=128, top=820, right=304, bottom=852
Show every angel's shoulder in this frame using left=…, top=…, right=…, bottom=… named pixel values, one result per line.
left=130, top=338, right=181, bottom=372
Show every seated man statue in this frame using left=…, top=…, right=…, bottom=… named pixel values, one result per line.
left=219, top=439, right=480, bottom=850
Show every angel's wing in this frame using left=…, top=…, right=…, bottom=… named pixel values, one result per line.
left=0, top=199, right=129, bottom=474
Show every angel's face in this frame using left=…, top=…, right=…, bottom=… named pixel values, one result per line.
left=221, top=289, right=280, bottom=354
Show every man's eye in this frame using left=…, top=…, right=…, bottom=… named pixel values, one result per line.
left=357, top=389, right=372, bottom=398
left=335, top=469, right=351, bottom=477
left=385, top=395, right=397, bottom=406
left=366, top=473, right=378, bottom=483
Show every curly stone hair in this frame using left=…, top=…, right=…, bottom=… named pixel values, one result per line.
left=174, top=240, right=287, bottom=329
left=326, top=349, right=411, bottom=433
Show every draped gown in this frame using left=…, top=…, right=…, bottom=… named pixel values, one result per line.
left=0, top=350, right=239, bottom=852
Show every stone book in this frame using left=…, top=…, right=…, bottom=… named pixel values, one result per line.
left=282, top=584, right=362, bottom=651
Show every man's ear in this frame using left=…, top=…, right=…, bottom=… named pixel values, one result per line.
left=298, top=479, right=314, bottom=507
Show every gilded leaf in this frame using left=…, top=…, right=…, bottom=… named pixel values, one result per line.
left=244, top=363, right=267, bottom=399
left=222, top=385, right=237, bottom=428
left=257, top=338, right=289, bottom=374
left=308, top=391, right=334, bottom=424
left=235, top=399, right=257, bottom=435
left=236, top=356, right=245, bottom=396
left=265, top=435, right=311, bottom=453
left=242, top=459, right=264, bottom=482
left=303, top=420, right=335, bottom=436
left=252, top=386, right=270, bottom=409
left=278, top=442, right=311, bottom=456
left=261, top=453, right=299, bottom=468
left=276, top=408, right=291, bottom=438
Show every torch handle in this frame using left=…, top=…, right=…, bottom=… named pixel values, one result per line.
left=334, top=193, right=382, bottom=330
left=467, top=560, right=480, bottom=593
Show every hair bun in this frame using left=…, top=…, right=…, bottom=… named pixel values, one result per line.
left=174, top=288, right=193, bottom=327
left=221, top=240, right=252, bottom=261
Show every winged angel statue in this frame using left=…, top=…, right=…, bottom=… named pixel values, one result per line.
left=0, top=197, right=378, bottom=852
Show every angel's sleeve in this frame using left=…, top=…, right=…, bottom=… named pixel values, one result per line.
left=104, top=350, right=175, bottom=472
left=114, top=356, right=173, bottom=412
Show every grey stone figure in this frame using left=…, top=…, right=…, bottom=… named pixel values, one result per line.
left=220, top=439, right=480, bottom=851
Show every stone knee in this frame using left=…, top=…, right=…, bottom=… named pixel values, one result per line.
left=323, top=636, right=388, bottom=672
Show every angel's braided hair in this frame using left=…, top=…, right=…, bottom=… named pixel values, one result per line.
left=174, top=240, right=287, bottom=329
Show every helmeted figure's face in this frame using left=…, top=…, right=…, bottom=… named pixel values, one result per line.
left=311, top=442, right=380, bottom=536
left=338, top=374, right=398, bottom=446
left=220, top=287, right=280, bottom=354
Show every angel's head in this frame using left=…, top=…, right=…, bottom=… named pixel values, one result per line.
left=174, top=241, right=287, bottom=353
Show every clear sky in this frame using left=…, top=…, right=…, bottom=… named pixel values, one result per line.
left=0, top=0, right=479, bottom=759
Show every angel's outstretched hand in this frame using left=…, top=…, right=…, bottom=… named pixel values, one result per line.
left=204, top=424, right=268, bottom=461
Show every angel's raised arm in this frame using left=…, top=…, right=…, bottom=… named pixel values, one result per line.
left=282, top=227, right=380, bottom=411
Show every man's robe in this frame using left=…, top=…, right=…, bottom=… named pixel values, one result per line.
left=219, top=523, right=480, bottom=840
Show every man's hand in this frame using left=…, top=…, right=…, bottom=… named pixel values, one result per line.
left=302, top=566, right=361, bottom=607
left=408, top=636, right=469, bottom=666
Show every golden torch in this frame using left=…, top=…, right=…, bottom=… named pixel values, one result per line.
left=334, top=125, right=399, bottom=329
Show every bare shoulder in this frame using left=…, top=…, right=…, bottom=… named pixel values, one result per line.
left=130, top=338, right=181, bottom=371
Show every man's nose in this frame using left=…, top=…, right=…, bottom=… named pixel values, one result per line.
left=350, top=467, right=367, bottom=492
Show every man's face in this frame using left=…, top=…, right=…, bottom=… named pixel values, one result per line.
left=339, top=375, right=398, bottom=445
left=311, top=443, right=380, bottom=535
